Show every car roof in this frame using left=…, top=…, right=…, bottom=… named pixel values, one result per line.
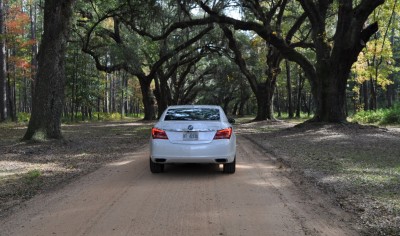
left=166, top=105, right=222, bottom=109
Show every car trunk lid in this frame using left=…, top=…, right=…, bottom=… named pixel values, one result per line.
left=158, top=121, right=222, bottom=144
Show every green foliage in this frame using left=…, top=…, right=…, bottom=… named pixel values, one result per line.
left=61, top=112, right=144, bottom=123
left=275, top=112, right=312, bottom=120
left=17, top=112, right=145, bottom=124
left=381, top=105, right=400, bottom=124
left=24, top=170, right=41, bottom=183
left=95, top=112, right=127, bottom=121
left=17, top=112, right=30, bottom=123
left=353, top=110, right=385, bottom=124
left=352, top=104, right=400, bottom=124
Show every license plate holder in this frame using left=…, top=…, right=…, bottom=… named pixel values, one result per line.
left=183, top=131, right=199, bottom=141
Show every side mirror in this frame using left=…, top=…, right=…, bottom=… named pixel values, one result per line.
left=228, top=118, right=235, bottom=124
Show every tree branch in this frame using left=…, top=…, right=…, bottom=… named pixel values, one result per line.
left=354, top=0, right=385, bottom=22
left=220, top=25, right=258, bottom=93
left=147, top=26, right=214, bottom=78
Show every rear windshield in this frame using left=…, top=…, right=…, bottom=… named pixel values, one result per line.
left=164, top=108, right=220, bottom=121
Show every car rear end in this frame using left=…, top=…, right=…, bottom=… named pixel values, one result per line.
left=149, top=105, right=236, bottom=173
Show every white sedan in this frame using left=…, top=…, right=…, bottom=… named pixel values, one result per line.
left=150, top=105, right=236, bottom=174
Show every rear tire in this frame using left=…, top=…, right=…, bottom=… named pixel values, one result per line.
left=150, top=158, right=164, bottom=173
left=223, top=158, right=236, bottom=174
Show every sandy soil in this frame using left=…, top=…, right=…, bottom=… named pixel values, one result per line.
left=0, top=135, right=358, bottom=236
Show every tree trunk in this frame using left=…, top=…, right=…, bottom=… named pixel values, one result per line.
left=306, top=93, right=312, bottom=117
left=222, top=95, right=232, bottom=114
left=296, top=73, right=305, bottom=118
left=238, top=96, right=248, bottom=117
left=30, top=1, right=38, bottom=109
left=386, top=84, right=394, bottom=108
left=312, top=57, right=349, bottom=122
left=387, top=22, right=395, bottom=108
left=275, top=87, right=281, bottom=118
left=121, top=74, right=127, bottom=118
left=124, top=75, right=128, bottom=115
left=71, top=51, right=78, bottom=122
left=362, top=81, right=369, bottom=111
left=110, top=74, right=115, bottom=113
left=285, top=60, right=293, bottom=118
left=23, top=0, right=75, bottom=140
left=254, top=84, right=275, bottom=121
left=154, top=71, right=173, bottom=118
left=369, top=77, right=377, bottom=111
left=255, top=93, right=268, bottom=121
left=138, top=76, right=155, bottom=120
left=232, top=101, right=239, bottom=116
left=104, top=73, right=109, bottom=113
left=7, top=75, right=16, bottom=121
left=0, top=0, right=7, bottom=121
left=153, top=76, right=168, bottom=119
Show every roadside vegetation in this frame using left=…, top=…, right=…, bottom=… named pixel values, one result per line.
left=12, top=112, right=145, bottom=125
left=352, top=103, right=400, bottom=125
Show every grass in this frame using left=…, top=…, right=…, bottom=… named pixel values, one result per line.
left=24, top=170, right=42, bottom=183
left=3, top=112, right=145, bottom=125
left=233, top=116, right=255, bottom=124
left=62, top=112, right=144, bottom=123
left=352, top=104, right=400, bottom=125
left=275, top=112, right=312, bottom=120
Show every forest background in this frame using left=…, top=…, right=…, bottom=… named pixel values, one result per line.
left=0, top=0, right=399, bottom=135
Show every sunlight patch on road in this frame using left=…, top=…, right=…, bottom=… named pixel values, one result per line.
left=310, top=133, right=348, bottom=142
left=74, top=153, right=89, bottom=158
left=108, top=160, right=133, bottom=166
left=236, top=164, right=254, bottom=169
left=0, top=161, right=73, bottom=177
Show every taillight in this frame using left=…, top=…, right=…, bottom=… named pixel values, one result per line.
left=213, top=127, right=232, bottom=139
left=152, top=128, right=168, bottom=139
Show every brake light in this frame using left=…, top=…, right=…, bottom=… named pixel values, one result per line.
left=213, top=127, right=232, bottom=139
left=152, top=128, right=168, bottom=139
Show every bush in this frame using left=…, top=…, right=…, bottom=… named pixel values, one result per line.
left=352, top=104, right=400, bottom=125
left=381, top=105, right=400, bottom=124
left=353, top=110, right=384, bottom=124
left=95, top=112, right=122, bottom=121
left=17, top=112, right=30, bottom=123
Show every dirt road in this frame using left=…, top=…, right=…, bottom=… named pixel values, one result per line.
left=0, top=136, right=357, bottom=236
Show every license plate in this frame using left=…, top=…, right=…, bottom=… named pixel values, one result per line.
left=183, top=131, right=199, bottom=141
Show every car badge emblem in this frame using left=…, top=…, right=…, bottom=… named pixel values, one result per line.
left=188, top=125, right=193, bottom=131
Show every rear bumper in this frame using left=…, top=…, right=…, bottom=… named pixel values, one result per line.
left=150, top=138, right=236, bottom=164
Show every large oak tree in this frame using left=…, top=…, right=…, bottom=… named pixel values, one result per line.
left=192, top=0, right=385, bottom=122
